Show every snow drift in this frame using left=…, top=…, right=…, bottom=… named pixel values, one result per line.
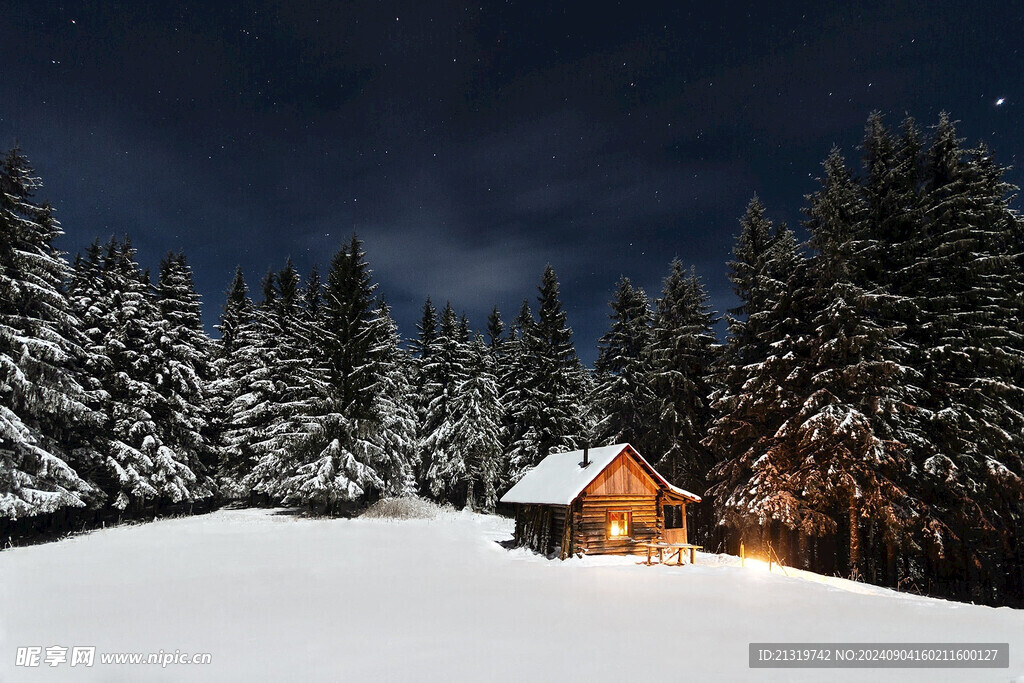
left=1, top=509, right=1021, bottom=682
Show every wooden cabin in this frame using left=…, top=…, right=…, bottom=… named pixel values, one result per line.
left=500, top=443, right=701, bottom=559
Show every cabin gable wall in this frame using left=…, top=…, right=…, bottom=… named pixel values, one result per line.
left=582, top=451, right=660, bottom=497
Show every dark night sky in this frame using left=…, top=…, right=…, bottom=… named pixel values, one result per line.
left=2, top=2, right=1021, bottom=364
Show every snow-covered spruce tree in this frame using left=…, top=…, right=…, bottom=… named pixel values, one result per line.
left=322, top=235, right=378, bottom=420
left=409, top=297, right=439, bottom=487
left=410, top=297, right=439, bottom=359
left=775, top=147, right=923, bottom=581
left=247, top=261, right=332, bottom=503
left=591, top=277, right=657, bottom=454
left=363, top=302, right=418, bottom=497
left=843, top=112, right=1024, bottom=601
left=499, top=300, right=534, bottom=482
left=486, top=305, right=505, bottom=349
left=704, top=198, right=799, bottom=466
left=909, top=116, right=1024, bottom=602
left=303, top=265, right=322, bottom=319
left=420, top=303, right=471, bottom=503
left=153, top=252, right=217, bottom=498
left=451, top=335, right=505, bottom=511
left=0, top=148, right=101, bottom=521
left=506, top=266, right=587, bottom=481
left=68, top=241, right=115, bottom=446
left=705, top=198, right=810, bottom=556
left=279, top=238, right=396, bottom=513
left=209, top=266, right=261, bottom=499
left=86, top=238, right=205, bottom=511
left=68, top=243, right=128, bottom=508
left=859, top=112, right=926, bottom=293
left=214, top=266, right=254, bottom=358
left=647, top=260, right=718, bottom=493
left=218, top=269, right=290, bottom=500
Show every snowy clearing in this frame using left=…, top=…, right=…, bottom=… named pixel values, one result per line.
left=1, top=509, right=1022, bottom=682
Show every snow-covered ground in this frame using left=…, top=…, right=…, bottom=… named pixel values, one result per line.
left=1, top=509, right=1021, bottom=682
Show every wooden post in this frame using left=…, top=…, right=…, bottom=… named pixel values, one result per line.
left=848, top=499, right=861, bottom=578
left=690, top=546, right=696, bottom=564
left=740, top=541, right=745, bottom=567
left=681, top=503, right=688, bottom=544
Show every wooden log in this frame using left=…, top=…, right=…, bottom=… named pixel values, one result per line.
left=581, top=500, right=657, bottom=508
left=578, top=519, right=658, bottom=530
left=580, top=507, right=657, bottom=515
left=579, top=518, right=657, bottom=528
left=582, top=504, right=657, bottom=508
left=579, top=517, right=658, bottom=527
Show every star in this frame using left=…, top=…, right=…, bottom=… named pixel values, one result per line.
left=996, top=98, right=1006, bottom=106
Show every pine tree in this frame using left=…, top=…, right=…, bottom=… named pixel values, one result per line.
left=591, top=277, right=656, bottom=452
left=279, top=238, right=394, bottom=512
left=210, top=267, right=260, bottom=498
left=216, top=267, right=253, bottom=357
left=0, top=148, right=100, bottom=519
left=724, top=197, right=777, bottom=360
left=248, top=261, right=330, bottom=503
left=776, top=147, right=922, bottom=578
left=705, top=199, right=809, bottom=550
left=420, top=303, right=470, bottom=502
left=303, top=265, right=322, bottom=319
left=910, top=115, right=1024, bottom=599
left=486, top=306, right=505, bottom=349
left=221, top=269, right=291, bottom=500
left=322, top=235, right=378, bottom=421
left=500, top=300, right=534, bottom=482
left=648, top=261, right=718, bottom=491
left=281, top=436, right=382, bottom=514
left=451, top=336, right=504, bottom=511
left=410, top=297, right=438, bottom=359
left=89, top=239, right=204, bottom=510
left=410, top=297, right=439, bottom=487
left=364, top=303, right=418, bottom=496
left=153, top=252, right=217, bottom=499
left=506, top=267, right=586, bottom=480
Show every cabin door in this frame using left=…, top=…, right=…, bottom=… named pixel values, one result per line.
left=663, top=504, right=687, bottom=544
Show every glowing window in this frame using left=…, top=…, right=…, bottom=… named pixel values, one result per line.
left=607, top=510, right=631, bottom=539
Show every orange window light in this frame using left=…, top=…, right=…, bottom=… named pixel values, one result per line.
left=608, top=511, right=630, bottom=538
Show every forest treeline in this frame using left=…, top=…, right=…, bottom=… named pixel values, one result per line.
left=2, top=112, right=1022, bottom=606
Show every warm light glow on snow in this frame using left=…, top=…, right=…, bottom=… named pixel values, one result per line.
left=743, top=557, right=772, bottom=571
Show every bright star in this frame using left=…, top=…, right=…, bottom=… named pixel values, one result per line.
left=996, top=98, right=1005, bottom=106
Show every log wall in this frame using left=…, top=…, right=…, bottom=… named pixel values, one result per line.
left=514, top=504, right=567, bottom=555
left=573, top=494, right=663, bottom=555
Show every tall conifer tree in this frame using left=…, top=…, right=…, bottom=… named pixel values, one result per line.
left=0, top=148, right=100, bottom=518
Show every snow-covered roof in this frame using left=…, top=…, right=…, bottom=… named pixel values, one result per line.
left=499, top=443, right=701, bottom=506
